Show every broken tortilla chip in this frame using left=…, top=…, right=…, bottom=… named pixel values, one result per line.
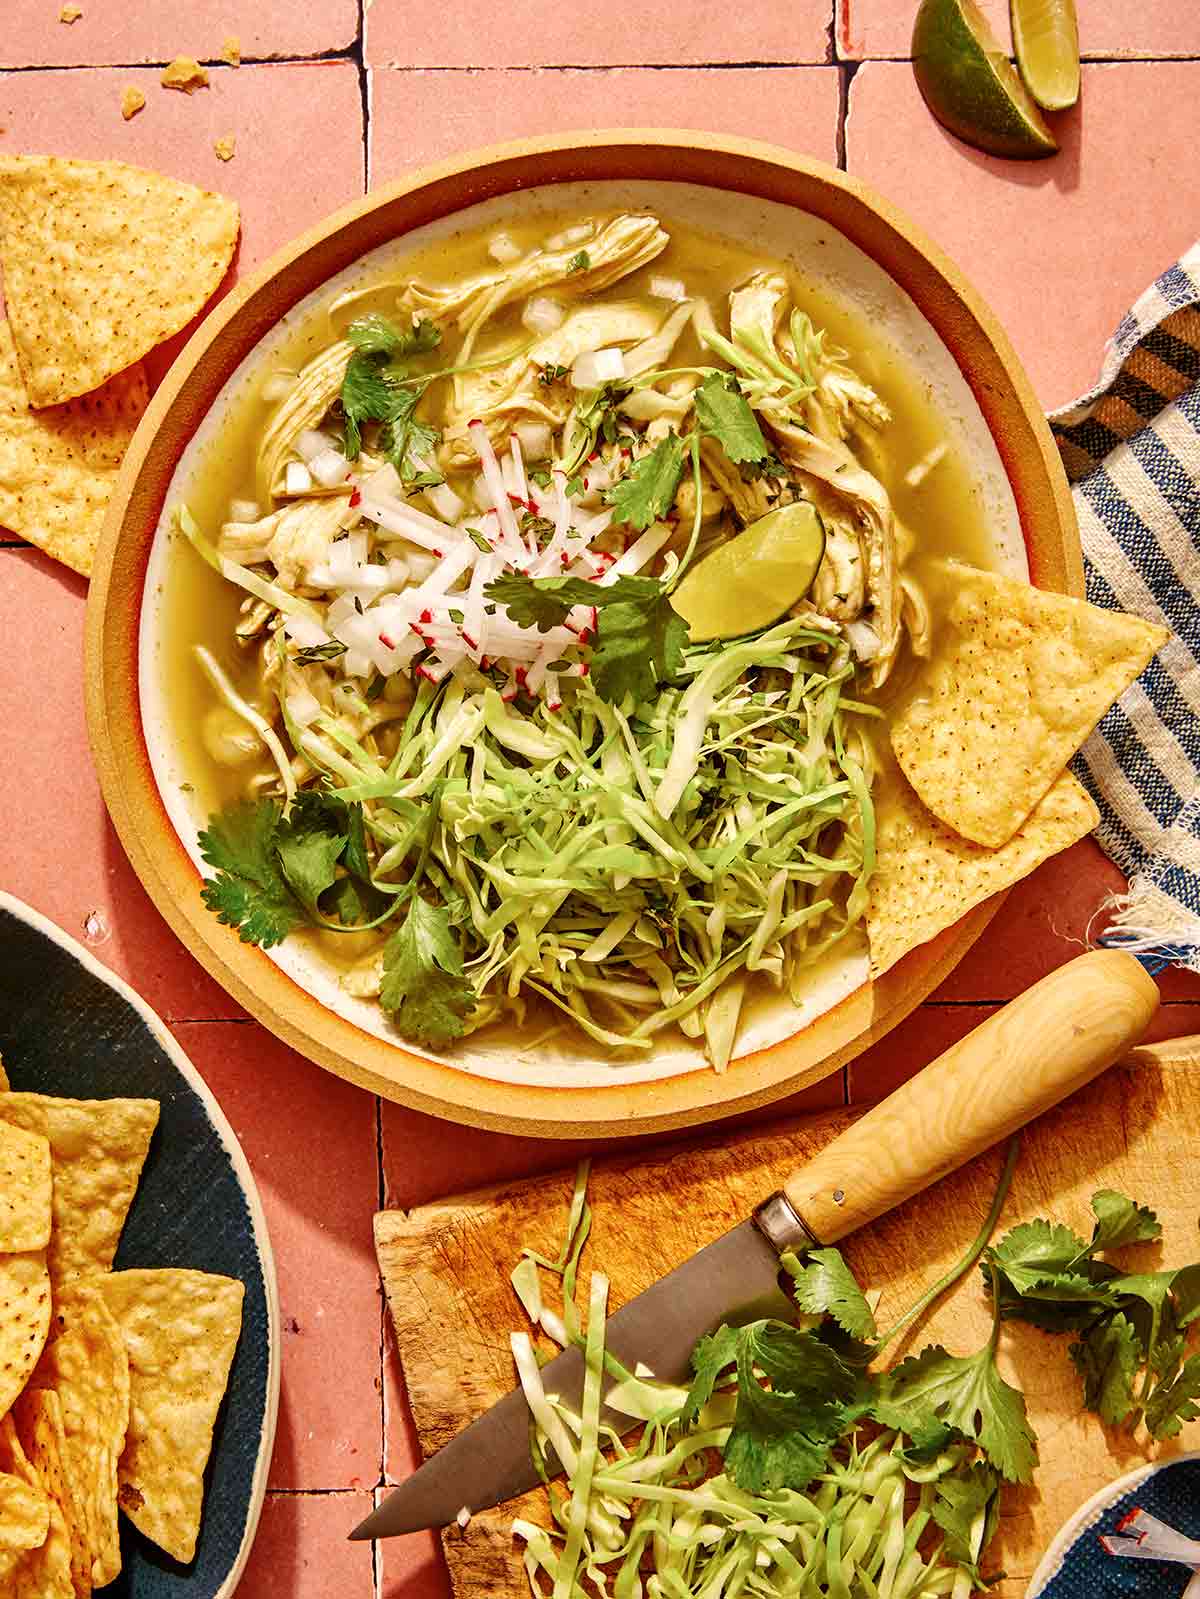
left=0, top=319, right=147, bottom=576
left=0, top=1094, right=159, bottom=1290
left=0, top=1054, right=8, bottom=1089
left=120, top=86, right=146, bottom=121
left=161, top=57, right=209, bottom=93
left=31, top=1285, right=130, bottom=1590
left=867, top=764, right=1100, bottom=980
left=0, top=1119, right=52, bottom=1253
left=95, top=1270, right=244, bottom=1566
left=220, top=34, right=241, bottom=65
left=0, top=1470, right=49, bottom=1554
left=0, top=1250, right=50, bottom=1423
left=214, top=135, right=236, bottom=163
left=0, top=154, right=239, bottom=406
left=13, top=1391, right=86, bottom=1599
left=891, top=566, right=1169, bottom=848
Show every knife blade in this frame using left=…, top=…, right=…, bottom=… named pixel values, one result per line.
left=351, top=947, right=1159, bottom=1542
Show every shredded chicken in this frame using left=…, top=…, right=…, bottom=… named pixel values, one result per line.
left=257, top=340, right=353, bottom=502
left=219, top=494, right=353, bottom=589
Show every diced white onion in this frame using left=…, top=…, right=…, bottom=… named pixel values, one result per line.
left=286, top=687, right=323, bottom=728
left=284, top=461, right=313, bottom=495
left=284, top=615, right=332, bottom=649
left=294, top=429, right=333, bottom=463
left=424, top=481, right=464, bottom=523
left=261, top=370, right=297, bottom=403
left=343, top=649, right=371, bottom=679
left=309, top=448, right=352, bottom=488
left=571, top=348, right=625, bottom=389
left=547, top=222, right=594, bottom=251
left=522, top=295, right=565, bottom=336
left=649, top=275, right=688, bottom=302
left=227, top=498, right=261, bottom=524
left=487, top=231, right=522, bottom=264
left=513, top=420, right=552, bottom=460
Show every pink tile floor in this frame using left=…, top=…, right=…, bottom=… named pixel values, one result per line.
left=2, top=6, right=1199, bottom=1593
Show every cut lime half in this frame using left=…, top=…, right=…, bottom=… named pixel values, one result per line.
left=912, top=0, right=1058, bottom=159
left=670, top=501, right=825, bottom=644
left=1011, top=0, right=1080, bottom=111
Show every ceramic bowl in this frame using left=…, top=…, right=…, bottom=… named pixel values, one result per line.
left=85, top=131, right=1080, bottom=1138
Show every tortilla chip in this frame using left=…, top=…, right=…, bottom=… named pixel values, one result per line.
left=161, top=57, right=209, bottom=93
left=95, top=1270, right=244, bottom=1565
left=0, top=1094, right=159, bottom=1289
left=0, top=154, right=239, bottom=406
left=0, top=1054, right=9, bottom=1090
left=214, top=136, right=236, bottom=163
left=221, top=35, right=241, bottom=65
left=13, top=1391, right=88, bottom=1599
left=867, top=766, right=1100, bottom=980
left=0, top=319, right=147, bottom=576
left=0, top=1412, right=73, bottom=1599
left=31, top=1286, right=130, bottom=1590
left=0, top=1250, right=51, bottom=1419
left=0, top=1119, right=51, bottom=1253
left=58, top=5, right=82, bottom=20
left=891, top=567, right=1169, bottom=848
left=120, top=87, right=146, bottom=121
left=0, top=1470, right=49, bottom=1553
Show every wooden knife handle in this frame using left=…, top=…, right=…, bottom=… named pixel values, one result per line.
left=783, top=949, right=1160, bottom=1245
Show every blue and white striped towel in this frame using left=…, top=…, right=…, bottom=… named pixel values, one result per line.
left=1049, top=244, right=1200, bottom=973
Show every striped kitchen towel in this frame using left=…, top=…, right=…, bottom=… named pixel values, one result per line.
left=1049, top=242, right=1200, bottom=973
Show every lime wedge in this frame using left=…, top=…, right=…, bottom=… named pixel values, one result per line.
left=1011, top=0, right=1079, bottom=111
left=912, top=0, right=1058, bottom=159
left=670, top=501, right=825, bottom=644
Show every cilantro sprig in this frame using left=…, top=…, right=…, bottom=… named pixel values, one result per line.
left=986, top=1189, right=1200, bottom=1438
left=340, top=313, right=442, bottom=478
left=484, top=572, right=688, bottom=705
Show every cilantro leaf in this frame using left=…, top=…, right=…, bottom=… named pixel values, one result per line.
left=785, top=1248, right=877, bottom=1341
left=379, top=382, right=440, bottom=482
left=723, top=1322, right=856, bottom=1494
left=275, top=791, right=351, bottom=914
left=379, top=896, right=476, bottom=1047
left=605, top=434, right=685, bottom=531
left=1068, top=1313, right=1140, bottom=1425
left=484, top=573, right=658, bottom=631
left=694, top=370, right=769, bottom=464
left=199, top=800, right=304, bottom=949
left=589, top=593, right=688, bottom=704
left=1144, top=1352, right=1200, bottom=1438
left=872, top=1340, right=1037, bottom=1484
left=341, top=351, right=397, bottom=459
left=681, top=1324, right=739, bottom=1427
left=1090, top=1190, right=1162, bottom=1252
left=346, top=313, right=440, bottom=358
left=293, top=640, right=348, bottom=666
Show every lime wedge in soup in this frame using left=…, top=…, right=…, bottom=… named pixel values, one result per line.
left=1011, top=0, right=1079, bottom=111
left=670, top=501, right=825, bottom=643
left=912, top=0, right=1059, bottom=158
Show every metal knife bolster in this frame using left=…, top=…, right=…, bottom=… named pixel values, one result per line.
left=752, top=1190, right=823, bottom=1255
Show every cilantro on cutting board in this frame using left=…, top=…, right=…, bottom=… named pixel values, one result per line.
left=986, top=1189, right=1200, bottom=1438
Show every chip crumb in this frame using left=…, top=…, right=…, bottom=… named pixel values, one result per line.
left=214, top=135, right=236, bottom=163
left=220, top=34, right=241, bottom=65
left=58, top=4, right=82, bottom=21
left=161, top=56, right=209, bottom=93
left=120, top=87, right=146, bottom=121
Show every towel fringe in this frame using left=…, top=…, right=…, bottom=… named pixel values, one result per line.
left=1088, top=882, right=1200, bottom=970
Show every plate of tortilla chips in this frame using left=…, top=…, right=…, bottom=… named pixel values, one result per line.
left=0, top=891, right=279, bottom=1597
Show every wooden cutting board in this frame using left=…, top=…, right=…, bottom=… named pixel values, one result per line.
left=377, top=1038, right=1200, bottom=1598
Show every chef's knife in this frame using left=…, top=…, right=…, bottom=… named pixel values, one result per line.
left=351, top=948, right=1159, bottom=1541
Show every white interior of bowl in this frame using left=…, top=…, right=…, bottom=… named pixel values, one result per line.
left=140, top=177, right=1027, bottom=1089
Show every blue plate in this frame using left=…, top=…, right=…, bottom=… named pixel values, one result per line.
left=0, top=892, right=280, bottom=1598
